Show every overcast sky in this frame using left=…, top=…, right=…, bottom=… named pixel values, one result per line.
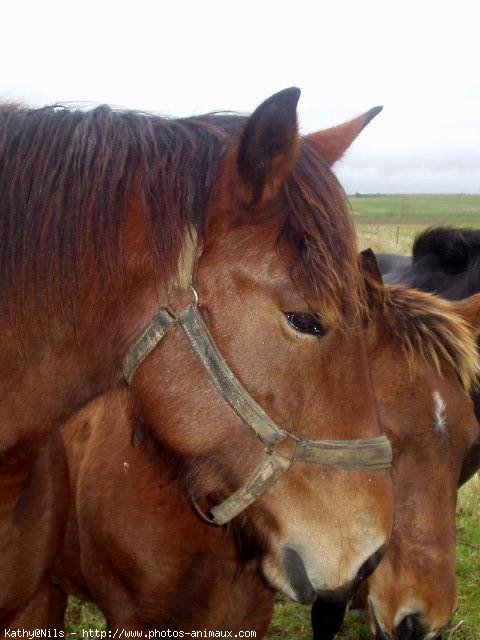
left=2, top=0, right=479, bottom=193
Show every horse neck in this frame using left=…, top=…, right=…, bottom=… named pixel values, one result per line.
left=0, top=266, right=163, bottom=457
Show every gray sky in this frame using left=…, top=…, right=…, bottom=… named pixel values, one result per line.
left=2, top=0, right=479, bottom=193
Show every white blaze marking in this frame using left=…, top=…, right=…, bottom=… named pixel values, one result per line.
left=433, top=391, right=447, bottom=432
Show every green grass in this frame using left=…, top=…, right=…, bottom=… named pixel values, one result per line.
left=64, top=196, right=480, bottom=638
left=453, top=478, right=480, bottom=638
left=350, top=194, right=480, bottom=227
left=65, top=598, right=105, bottom=632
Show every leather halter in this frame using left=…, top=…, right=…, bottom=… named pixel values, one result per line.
left=123, top=292, right=392, bottom=526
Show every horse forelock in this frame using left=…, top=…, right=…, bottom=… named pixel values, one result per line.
left=0, top=102, right=361, bottom=330
left=381, top=286, right=480, bottom=391
left=280, top=141, right=362, bottom=325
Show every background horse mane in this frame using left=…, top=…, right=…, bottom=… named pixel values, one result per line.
left=0, top=103, right=360, bottom=326
left=382, top=285, right=479, bottom=390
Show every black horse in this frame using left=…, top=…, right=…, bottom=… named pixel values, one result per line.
left=312, top=227, right=480, bottom=640
left=381, top=226, right=480, bottom=298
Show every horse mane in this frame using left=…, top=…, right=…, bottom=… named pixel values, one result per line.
left=381, top=285, right=479, bottom=391
left=0, top=104, right=235, bottom=312
left=0, top=103, right=360, bottom=326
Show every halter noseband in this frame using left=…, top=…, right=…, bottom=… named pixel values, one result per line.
left=123, top=293, right=392, bottom=526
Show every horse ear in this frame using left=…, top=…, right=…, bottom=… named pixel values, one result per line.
left=359, top=248, right=383, bottom=285
left=359, top=249, right=384, bottom=307
left=307, top=106, right=382, bottom=165
left=453, top=293, right=480, bottom=336
left=237, top=87, right=300, bottom=207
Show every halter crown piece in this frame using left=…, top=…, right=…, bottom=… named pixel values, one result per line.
left=122, top=242, right=392, bottom=526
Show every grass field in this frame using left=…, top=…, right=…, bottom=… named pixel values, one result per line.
left=65, top=196, right=480, bottom=638
left=351, top=194, right=480, bottom=226
left=352, top=194, right=480, bottom=256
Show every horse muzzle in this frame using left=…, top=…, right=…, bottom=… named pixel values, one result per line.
left=281, top=543, right=386, bottom=605
left=370, top=600, right=445, bottom=640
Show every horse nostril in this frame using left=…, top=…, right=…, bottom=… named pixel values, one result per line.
left=355, top=545, right=386, bottom=584
left=395, top=613, right=426, bottom=640
left=282, top=546, right=316, bottom=604
left=368, top=597, right=392, bottom=640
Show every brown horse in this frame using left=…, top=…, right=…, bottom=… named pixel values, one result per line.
left=365, top=287, right=480, bottom=640
left=54, top=274, right=478, bottom=635
left=313, top=271, right=480, bottom=640
left=0, top=91, right=392, bottom=625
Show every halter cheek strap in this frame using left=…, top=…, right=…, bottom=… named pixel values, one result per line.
left=123, top=301, right=393, bottom=526
left=177, top=304, right=285, bottom=449
left=194, top=449, right=292, bottom=525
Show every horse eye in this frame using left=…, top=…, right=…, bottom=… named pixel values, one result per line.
left=285, top=312, right=325, bottom=337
